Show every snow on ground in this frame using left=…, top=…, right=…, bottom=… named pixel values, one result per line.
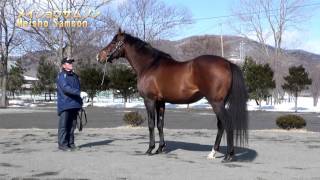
left=90, top=93, right=320, bottom=113
left=7, top=93, right=320, bottom=113
left=247, top=96, right=320, bottom=113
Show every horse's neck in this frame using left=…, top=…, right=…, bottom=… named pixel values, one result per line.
left=124, top=44, right=154, bottom=75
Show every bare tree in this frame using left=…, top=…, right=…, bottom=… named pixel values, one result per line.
left=0, top=0, right=23, bottom=108
left=232, top=0, right=310, bottom=103
left=19, top=0, right=113, bottom=66
left=116, top=0, right=192, bottom=42
left=178, top=35, right=231, bottom=59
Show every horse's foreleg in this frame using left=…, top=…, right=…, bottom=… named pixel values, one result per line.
left=155, top=101, right=166, bottom=154
left=144, top=99, right=156, bottom=155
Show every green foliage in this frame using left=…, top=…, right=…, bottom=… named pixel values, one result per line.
left=34, top=56, right=58, bottom=100
left=282, top=65, right=312, bottom=95
left=282, top=65, right=312, bottom=112
left=242, top=56, right=275, bottom=106
left=7, top=59, right=24, bottom=96
left=77, top=63, right=110, bottom=101
left=123, top=111, right=145, bottom=126
left=109, top=64, right=137, bottom=103
left=276, top=114, right=306, bottom=129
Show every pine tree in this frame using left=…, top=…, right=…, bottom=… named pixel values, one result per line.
left=282, top=65, right=312, bottom=112
left=77, top=64, right=110, bottom=105
left=109, top=64, right=137, bottom=106
left=242, top=56, right=275, bottom=108
left=35, top=56, right=58, bottom=101
left=7, top=59, right=25, bottom=97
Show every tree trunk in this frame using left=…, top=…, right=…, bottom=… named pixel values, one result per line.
left=124, top=96, right=127, bottom=108
left=255, top=99, right=259, bottom=106
left=295, top=91, right=298, bottom=113
left=313, top=95, right=318, bottom=107
left=259, top=99, right=262, bottom=109
left=0, top=58, right=8, bottom=108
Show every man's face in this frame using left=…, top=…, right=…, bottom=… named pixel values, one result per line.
left=62, top=62, right=73, bottom=71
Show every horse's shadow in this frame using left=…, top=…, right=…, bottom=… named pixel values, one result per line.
left=164, top=140, right=257, bottom=162
left=78, top=140, right=114, bottom=148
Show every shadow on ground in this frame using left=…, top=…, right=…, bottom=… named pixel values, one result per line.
left=78, top=140, right=114, bottom=148
left=164, top=141, right=257, bottom=162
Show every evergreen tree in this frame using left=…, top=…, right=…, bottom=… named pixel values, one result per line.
left=35, top=56, right=58, bottom=101
left=7, top=60, right=25, bottom=97
left=242, top=56, right=275, bottom=108
left=282, top=65, right=312, bottom=112
left=109, top=64, right=137, bottom=106
left=77, top=64, right=110, bottom=105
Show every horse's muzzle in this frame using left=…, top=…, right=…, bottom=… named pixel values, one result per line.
left=96, top=54, right=100, bottom=62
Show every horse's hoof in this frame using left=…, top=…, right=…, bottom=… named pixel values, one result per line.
left=145, top=146, right=155, bottom=155
left=221, top=155, right=236, bottom=163
left=207, top=151, right=216, bottom=160
left=155, top=145, right=166, bottom=154
left=146, top=151, right=153, bottom=156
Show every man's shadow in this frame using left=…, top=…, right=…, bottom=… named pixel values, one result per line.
left=78, top=140, right=114, bottom=148
left=164, top=140, right=257, bottom=162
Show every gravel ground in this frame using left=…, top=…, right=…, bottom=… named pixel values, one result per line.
left=0, top=107, right=319, bottom=179
left=0, top=128, right=319, bottom=180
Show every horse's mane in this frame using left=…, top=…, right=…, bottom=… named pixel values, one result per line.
left=124, top=33, right=173, bottom=61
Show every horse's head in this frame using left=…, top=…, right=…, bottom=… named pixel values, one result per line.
left=97, top=28, right=126, bottom=63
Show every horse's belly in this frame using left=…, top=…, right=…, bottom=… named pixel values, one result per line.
left=163, top=90, right=203, bottom=104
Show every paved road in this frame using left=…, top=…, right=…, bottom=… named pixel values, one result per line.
left=0, top=107, right=319, bottom=132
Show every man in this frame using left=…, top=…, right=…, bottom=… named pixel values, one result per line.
left=56, top=57, right=83, bottom=151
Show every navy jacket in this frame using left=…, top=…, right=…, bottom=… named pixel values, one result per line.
left=56, top=70, right=83, bottom=115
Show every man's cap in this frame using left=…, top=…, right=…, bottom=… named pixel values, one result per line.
left=61, top=57, right=75, bottom=64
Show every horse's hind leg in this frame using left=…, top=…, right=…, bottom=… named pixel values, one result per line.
left=155, top=101, right=166, bottom=154
left=208, top=101, right=235, bottom=162
left=214, top=118, right=224, bottom=151
left=207, top=101, right=224, bottom=159
left=208, top=118, right=224, bottom=159
left=144, top=98, right=156, bottom=155
left=213, top=101, right=235, bottom=162
left=223, top=129, right=235, bottom=162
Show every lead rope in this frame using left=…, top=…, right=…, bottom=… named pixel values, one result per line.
left=77, top=108, right=87, bottom=131
left=101, top=61, right=108, bottom=86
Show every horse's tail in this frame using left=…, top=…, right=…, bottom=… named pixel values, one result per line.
left=226, top=62, right=249, bottom=146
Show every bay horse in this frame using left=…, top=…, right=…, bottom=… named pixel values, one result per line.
left=97, top=29, right=248, bottom=162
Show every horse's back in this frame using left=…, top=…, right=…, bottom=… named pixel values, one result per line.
left=192, top=54, right=230, bottom=65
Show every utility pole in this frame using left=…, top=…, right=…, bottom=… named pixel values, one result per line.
left=220, top=23, right=224, bottom=57
left=239, top=24, right=244, bottom=61
left=240, top=40, right=244, bottom=61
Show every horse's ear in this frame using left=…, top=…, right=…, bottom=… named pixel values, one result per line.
left=118, top=28, right=122, bottom=35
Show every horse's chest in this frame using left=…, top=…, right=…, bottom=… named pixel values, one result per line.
left=137, top=77, right=161, bottom=100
